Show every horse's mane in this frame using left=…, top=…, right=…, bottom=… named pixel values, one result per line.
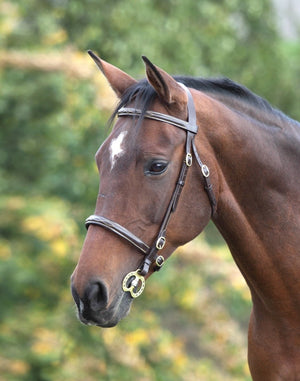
left=110, top=76, right=292, bottom=128
left=176, top=76, right=274, bottom=113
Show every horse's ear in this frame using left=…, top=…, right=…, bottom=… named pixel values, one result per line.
left=88, top=50, right=137, bottom=98
left=142, top=56, right=186, bottom=107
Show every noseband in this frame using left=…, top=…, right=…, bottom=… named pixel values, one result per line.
left=85, top=84, right=217, bottom=298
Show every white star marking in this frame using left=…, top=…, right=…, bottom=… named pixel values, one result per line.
left=109, top=131, right=128, bottom=170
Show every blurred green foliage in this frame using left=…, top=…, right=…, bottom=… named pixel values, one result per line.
left=1, top=0, right=299, bottom=380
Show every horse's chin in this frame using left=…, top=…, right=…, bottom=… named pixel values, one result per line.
left=76, top=291, right=133, bottom=328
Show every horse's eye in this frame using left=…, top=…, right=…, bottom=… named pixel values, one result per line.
left=145, top=160, right=168, bottom=176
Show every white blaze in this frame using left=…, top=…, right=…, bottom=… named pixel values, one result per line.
left=109, top=131, right=128, bottom=170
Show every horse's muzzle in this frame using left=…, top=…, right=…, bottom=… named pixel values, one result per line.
left=71, top=278, right=132, bottom=327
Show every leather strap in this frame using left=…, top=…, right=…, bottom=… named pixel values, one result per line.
left=191, top=139, right=217, bottom=215
left=139, top=151, right=192, bottom=275
left=85, top=215, right=149, bottom=254
left=118, top=107, right=198, bottom=134
left=139, top=84, right=197, bottom=275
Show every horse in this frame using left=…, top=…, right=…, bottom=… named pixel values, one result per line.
left=71, top=51, right=300, bottom=380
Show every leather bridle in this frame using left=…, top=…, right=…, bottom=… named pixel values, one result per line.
left=85, top=84, right=217, bottom=298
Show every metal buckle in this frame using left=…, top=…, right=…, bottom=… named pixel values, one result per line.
left=156, top=236, right=166, bottom=250
left=185, top=153, right=192, bottom=167
left=201, top=164, right=210, bottom=177
left=122, top=270, right=145, bottom=298
left=155, top=255, right=165, bottom=268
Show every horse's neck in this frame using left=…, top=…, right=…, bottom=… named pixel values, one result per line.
left=201, top=95, right=300, bottom=315
left=210, top=98, right=300, bottom=229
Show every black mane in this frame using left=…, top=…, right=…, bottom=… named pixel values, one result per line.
left=175, top=76, right=274, bottom=112
left=110, top=75, right=287, bottom=127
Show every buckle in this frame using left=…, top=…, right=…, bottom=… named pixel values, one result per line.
left=156, top=236, right=166, bottom=250
left=201, top=164, right=210, bottom=177
left=185, top=153, right=192, bottom=166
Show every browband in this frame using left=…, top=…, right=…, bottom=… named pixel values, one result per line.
left=117, top=107, right=198, bottom=134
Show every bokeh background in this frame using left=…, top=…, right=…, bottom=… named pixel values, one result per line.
left=1, top=0, right=300, bottom=380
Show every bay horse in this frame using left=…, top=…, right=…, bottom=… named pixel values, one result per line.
left=71, top=51, right=300, bottom=380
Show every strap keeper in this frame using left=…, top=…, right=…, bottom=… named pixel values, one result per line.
left=155, top=255, right=165, bottom=269
left=140, top=258, right=152, bottom=276
left=201, top=164, right=210, bottom=177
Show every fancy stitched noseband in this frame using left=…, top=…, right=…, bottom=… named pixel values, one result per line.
left=85, top=84, right=217, bottom=298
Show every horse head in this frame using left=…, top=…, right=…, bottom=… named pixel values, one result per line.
left=71, top=52, right=217, bottom=327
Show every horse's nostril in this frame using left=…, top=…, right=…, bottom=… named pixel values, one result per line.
left=85, top=280, right=109, bottom=312
left=71, top=284, right=80, bottom=308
